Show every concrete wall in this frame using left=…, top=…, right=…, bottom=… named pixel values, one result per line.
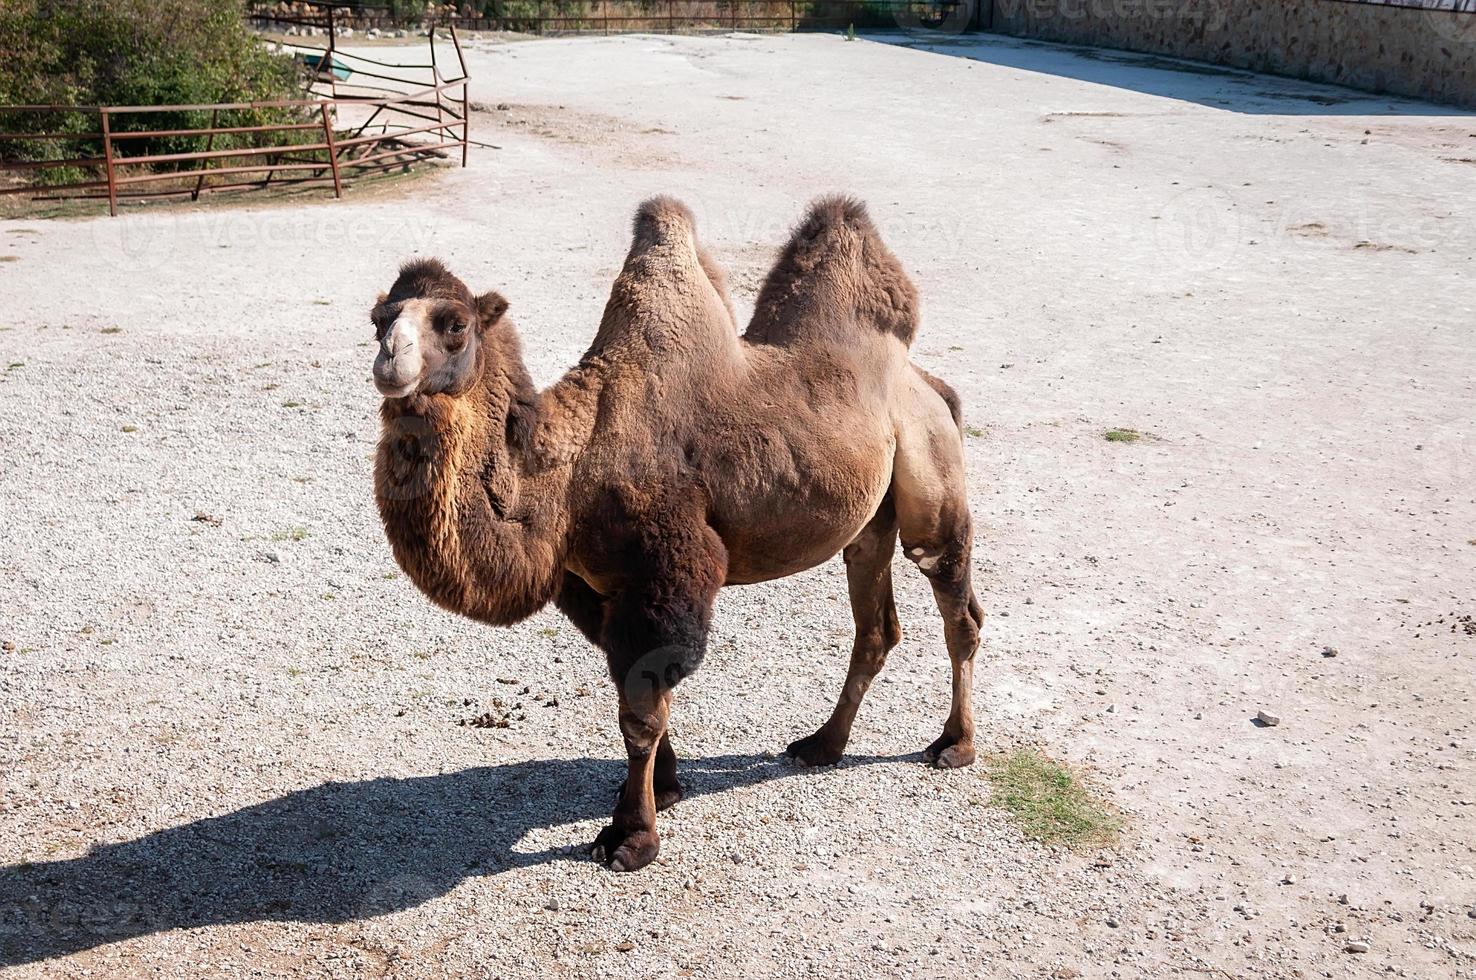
left=986, top=0, right=1476, bottom=109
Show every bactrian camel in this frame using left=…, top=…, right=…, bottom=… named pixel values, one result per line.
left=372, top=196, right=983, bottom=872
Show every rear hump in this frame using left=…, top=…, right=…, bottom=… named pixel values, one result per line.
left=749, top=195, right=919, bottom=346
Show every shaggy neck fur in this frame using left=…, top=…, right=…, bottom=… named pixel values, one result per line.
left=374, top=318, right=596, bottom=626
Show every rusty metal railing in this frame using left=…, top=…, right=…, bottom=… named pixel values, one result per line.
left=247, top=0, right=968, bottom=35
left=0, top=23, right=470, bottom=216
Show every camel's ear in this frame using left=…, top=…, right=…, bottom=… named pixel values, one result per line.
left=475, top=291, right=509, bottom=330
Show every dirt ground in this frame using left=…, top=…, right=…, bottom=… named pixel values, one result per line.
left=1, top=31, right=1473, bottom=980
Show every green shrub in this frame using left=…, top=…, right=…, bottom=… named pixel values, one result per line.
left=0, top=0, right=311, bottom=176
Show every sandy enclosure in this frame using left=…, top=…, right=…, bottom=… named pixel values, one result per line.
left=1, top=31, right=1473, bottom=980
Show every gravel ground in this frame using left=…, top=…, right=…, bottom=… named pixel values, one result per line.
left=2, top=31, right=1474, bottom=979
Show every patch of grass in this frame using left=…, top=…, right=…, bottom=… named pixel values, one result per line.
left=538, top=626, right=559, bottom=637
left=286, top=666, right=303, bottom=678
left=985, top=748, right=1120, bottom=849
left=272, top=526, right=308, bottom=542
left=100, top=326, right=122, bottom=334
left=963, top=425, right=984, bottom=439
left=6, top=362, right=23, bottom=370
left=1104, top=428, right=1142, bottom=443
left=120, top=424, right=138, bottom=433
left=281, top=400, right=304, bottom=409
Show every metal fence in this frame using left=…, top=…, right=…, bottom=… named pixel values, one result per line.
left=0, top=25, right=470, bottom=216
left=248, top=0, right=970, bottom=35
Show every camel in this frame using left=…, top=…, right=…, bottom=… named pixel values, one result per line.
left=371, top=196, right=983, bottom=872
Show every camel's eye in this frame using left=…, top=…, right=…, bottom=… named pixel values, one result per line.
left=447, top=319, right=468, bottom=335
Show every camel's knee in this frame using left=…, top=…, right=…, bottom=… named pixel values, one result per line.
left=902, top=536, right=970, bottom=584
left=618, top=707, right=667, bottom=756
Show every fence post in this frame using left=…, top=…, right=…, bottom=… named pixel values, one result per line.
left=192, top=108, right=219, bottom=202
left=99, top=109, right=118, bottom=217
left=450, top=23, right=470, bottom=167
left=327, top=6, right=338, bottom=99
left=320, top=102, right=343, bottom=199
left=790, top=0, right=796, bottom=32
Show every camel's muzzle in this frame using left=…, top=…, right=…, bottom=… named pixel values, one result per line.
left=374, top=316, right=423, bottom=397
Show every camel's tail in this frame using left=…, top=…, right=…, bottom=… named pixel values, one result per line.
left=915, top=365, right=964, bottom=435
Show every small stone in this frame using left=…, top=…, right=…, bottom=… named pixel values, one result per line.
left=1106, top=917, right=1120, bottom=928
left=1256, top=710, right=1281, bottom=727
left=258, top=550, right=281, bottom=564
left=615, top=940, right=635, bottom=952
left=543, top=897, right=560, bottom=911
left=1322, top=645, right=1338, bottom=657
left=1193, top=711, right=1203, bottom=720
left=1344, top=941, right=1370, bottom=953
left=1468, top=908, right=1476, bottom=919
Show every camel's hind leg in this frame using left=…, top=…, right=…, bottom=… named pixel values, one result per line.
left=786, top=496, right=901, bottom=766
left=895, top=374, right=984, bottom=769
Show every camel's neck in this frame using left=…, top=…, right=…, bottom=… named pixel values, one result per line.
left=373, top=324, right=598, bottom=626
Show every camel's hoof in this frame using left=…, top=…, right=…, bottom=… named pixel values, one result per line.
left=923, top=734, right=976, bottom=769
left=614, top=781, right=684, bottom=811
left=786, top=731, right=844, bottom=767
left=589, top=825, right=660, bottom=872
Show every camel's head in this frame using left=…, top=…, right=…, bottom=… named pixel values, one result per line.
left=370, top=258, right=509, bottom=400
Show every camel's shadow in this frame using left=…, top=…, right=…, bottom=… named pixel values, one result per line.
left=0, top=751, right=905, bottom=966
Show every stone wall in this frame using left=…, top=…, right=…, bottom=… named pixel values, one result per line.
left=986, top=0, right=1476, bottom=109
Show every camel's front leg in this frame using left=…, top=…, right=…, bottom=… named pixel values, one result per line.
left=561, top=572, right=686, bottom=811
left=590, top=683, right=670, bottom=872
left=587, top=514, right=726, bottom=872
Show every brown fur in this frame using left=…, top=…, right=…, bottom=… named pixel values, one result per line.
left=372, top=195, right=983, bottom=872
